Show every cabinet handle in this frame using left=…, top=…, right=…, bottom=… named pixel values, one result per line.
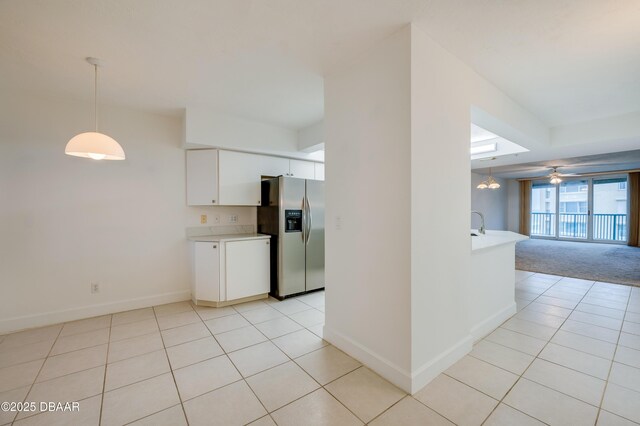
left=266, top=241, right=269, bottom=245
left=213, top=244, right=217, bottom=249
left=212, top=199, right=216, bottom=203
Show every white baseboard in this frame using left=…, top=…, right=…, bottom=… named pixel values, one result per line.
left=0, top=290, right=191, bottom=334
left=409, top=334, right=473, bottom=393
left=469, top=302, right=517, bottom=342
left=323, top=326, right=474, bottom=394
left=323, top=326, right=413, bottom=392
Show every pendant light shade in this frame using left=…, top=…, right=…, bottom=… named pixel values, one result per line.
left=477, top=168, right=500, bottom=190
left=66, top=132, right=125, bottom=160
left=65, top=57, right=125, bottom=160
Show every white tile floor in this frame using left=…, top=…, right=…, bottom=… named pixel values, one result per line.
left=1, top=273, right=639, bottom=425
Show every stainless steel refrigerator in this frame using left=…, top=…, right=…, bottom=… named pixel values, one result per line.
left=257, top=176, right=324, bottom=299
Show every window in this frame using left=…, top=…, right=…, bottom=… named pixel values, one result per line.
left=560, top=201, right=588, bottom=213
left=531, top=176, right=629, bottom=242
left=560, top=184, right=588, bottom=193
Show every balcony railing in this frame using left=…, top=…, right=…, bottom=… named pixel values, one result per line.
left=530, top=212, right=627, bottom=241
left=593, top=213, right=628, bottom=241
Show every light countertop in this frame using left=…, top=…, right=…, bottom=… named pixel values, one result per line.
left=471, top=230, right=528, bottom=252
left=188, top=233, right=271, bottom=243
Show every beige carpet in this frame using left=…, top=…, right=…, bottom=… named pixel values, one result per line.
left=516, top=239, right=640, bottom=287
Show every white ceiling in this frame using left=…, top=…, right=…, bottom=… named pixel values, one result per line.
left=474, top=150, right=640, bottom=179
left=1, top=0, right=639, bottom=130
left=470, top=124, right=529, bottom=160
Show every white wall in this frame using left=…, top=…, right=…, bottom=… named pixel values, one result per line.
left=0, top=92, right=254, bottom=333
left=325, top=23, right=548, bottom=394
left=297, top=121, right=324, bottom=151
left=324, top=26, right=413, bottom=385
left=470, top=173, right=508, bottom=230
left=409, top=25, right=472, bottom=391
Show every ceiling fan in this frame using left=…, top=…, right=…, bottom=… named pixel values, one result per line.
left=546, top=166, right=578, bottom=184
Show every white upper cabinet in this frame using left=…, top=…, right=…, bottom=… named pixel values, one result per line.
left=259, top=155, right=290, bottom=178
left=186, top=148, right=324, bottom=205
left=218, top=150, right=261, bottom=206
left=314, top=163, right=325, bottom=181
left=186, top=149, right=219, bottom=206
left=289, top=159, right=315, bottom=179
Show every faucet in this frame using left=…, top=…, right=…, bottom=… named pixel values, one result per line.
left=471, top=210, right=486, bottom=235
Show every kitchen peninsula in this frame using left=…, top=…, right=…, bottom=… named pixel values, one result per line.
left=469, top=230, right=528, bottom=340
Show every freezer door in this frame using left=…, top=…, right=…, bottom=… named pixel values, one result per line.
left=278, top=177, right=307, bottom=297
left=305, top=179, right=325, bottom=291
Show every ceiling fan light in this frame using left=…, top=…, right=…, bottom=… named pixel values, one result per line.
left=488, top=181, right=501, bottom=189
left=550, top=176, right=562, bottom=184
left=477, top=181, right=489, bottom=189
left=65, top=132, right=125, bottom=160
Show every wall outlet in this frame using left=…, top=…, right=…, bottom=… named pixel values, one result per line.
left=214, top=215, right=220, bottom=224
left=200, top=214, right=208, bottom=224
left=229, top=215, right=238, bottom=223
left=91, top=282, right=100, bottom=294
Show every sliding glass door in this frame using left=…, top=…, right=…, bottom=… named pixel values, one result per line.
left=531, top=182, right=557, bottom=237
left=558, top=179, right=589, bottom=240
left=593, top=177, right=628, bottom=242
left=531, top=175, right=629, bottom=243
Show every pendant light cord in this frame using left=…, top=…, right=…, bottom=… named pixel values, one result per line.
left=94, top=63, right=98, bottom=132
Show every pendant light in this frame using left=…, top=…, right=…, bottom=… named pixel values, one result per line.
left=477, top=168, right=500, bottom=190
left=65, top=58, right=125, bottom=160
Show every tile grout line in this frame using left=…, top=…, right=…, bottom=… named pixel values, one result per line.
left=10, top=324, right=64, bottom=425
left=183, top=297, right=358, bottom=425
left=231, top=299, right=369, bottom=425
left=594, top=288, right=634, bottom=425
left=151, top=305, right=191, bottom=426
left=477, top=276, right=598, bottom=425
left=192, top=298, right=358, bottom=425
left=4, top=283, right=637, bottom=425
left=97, top=315, right=113, bottom=426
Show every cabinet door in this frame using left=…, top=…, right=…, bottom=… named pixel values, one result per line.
left=289, top=159, right=315, bottom=179
left=186, top=150, right=218, bottom=206
left=225, top=239, right=270, bottom=301
left=218, top=150, right=262, bottom=206
left=194, top=242, right=220, bottom=302
left=259, top=155, right=290, bottom=178
left=314, top=163, right=325, bottom=181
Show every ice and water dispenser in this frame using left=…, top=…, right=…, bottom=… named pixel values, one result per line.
left=285, top=210, right=303, bottom=232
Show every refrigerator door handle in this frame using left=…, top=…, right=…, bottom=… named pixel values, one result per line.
left=301, top=197, right=306, bottom=243
left=305, top=196, right=313, bottom=245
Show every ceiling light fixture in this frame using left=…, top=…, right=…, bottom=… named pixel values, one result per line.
left=65, top=58, right=125, bottom=161
left=477, top=168, right=501, bottom=190
left=470, top=142, right=497, bottom=155
left=549, top=167, right=562, bottom=184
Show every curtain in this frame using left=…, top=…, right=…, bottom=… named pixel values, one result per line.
left=629, top=172, right=640, bottom=247
left=519, top=180, right=532, bottom=236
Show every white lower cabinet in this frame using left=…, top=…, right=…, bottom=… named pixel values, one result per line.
left=226, top=239, right=270, bottom=300
left=191, top=237, right=270, bottom=306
